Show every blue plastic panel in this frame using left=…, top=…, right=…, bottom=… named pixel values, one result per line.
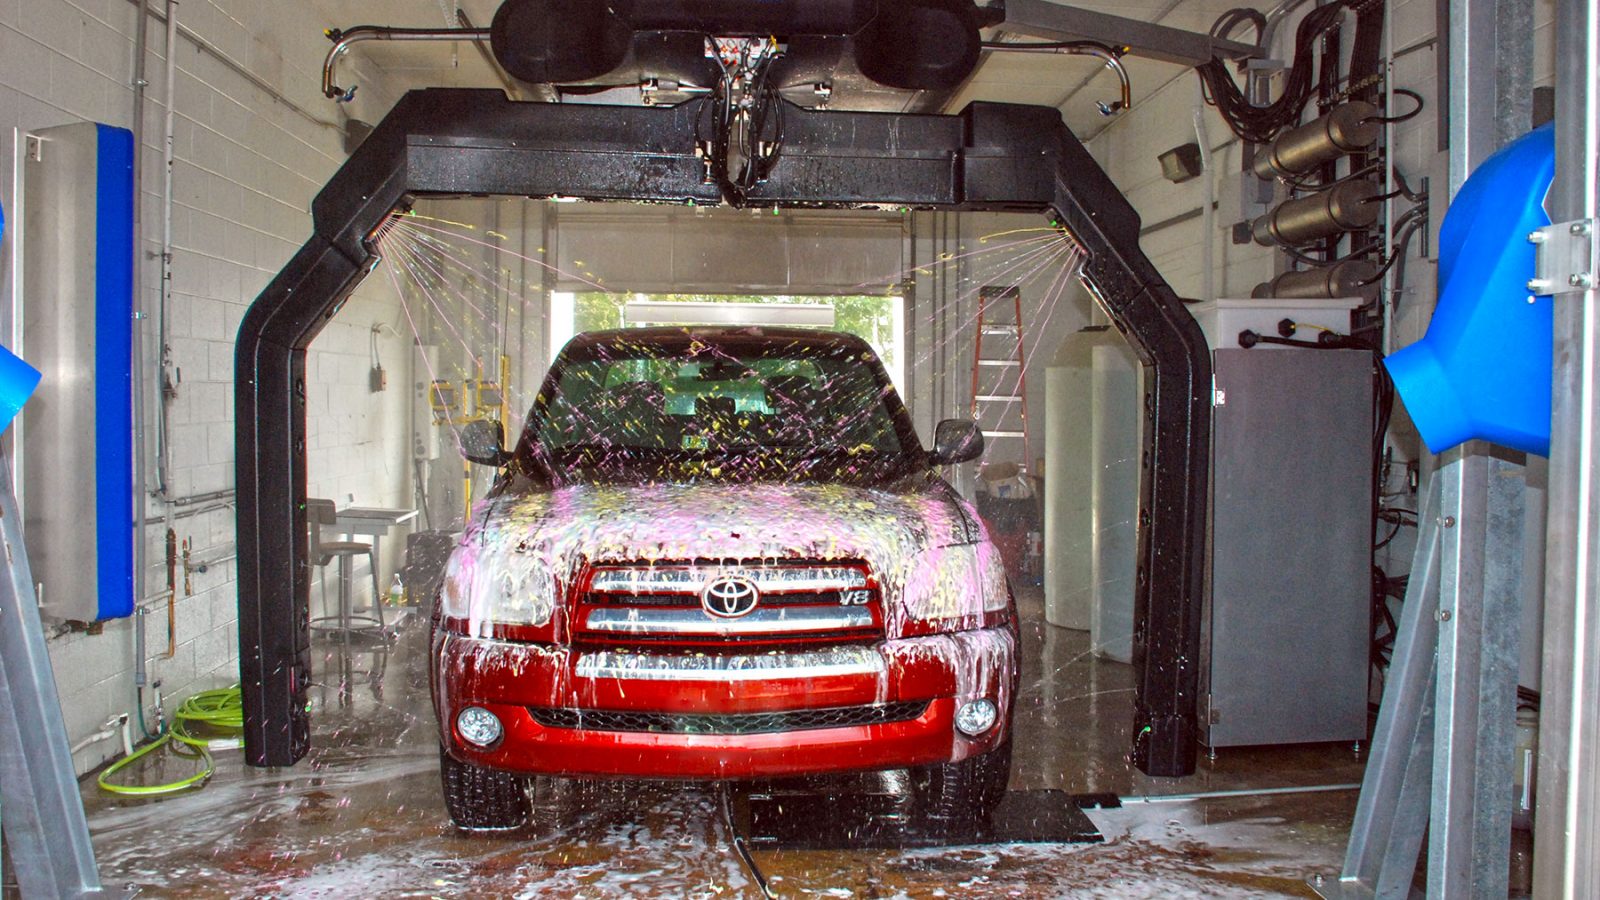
left=94, top=124, right=135, bottom=620
left=1384, top=124, right=1555, bottom=456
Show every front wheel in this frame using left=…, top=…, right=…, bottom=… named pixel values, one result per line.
left=911, top=737, right=1012, bottom=827
left=439, top=747, right=531, bottom=831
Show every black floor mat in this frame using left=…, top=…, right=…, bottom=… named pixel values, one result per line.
left=744, top=788, right=1103, bottom=850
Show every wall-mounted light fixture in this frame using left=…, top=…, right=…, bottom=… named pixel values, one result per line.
left=1158, top=142, right=1203, bottom=183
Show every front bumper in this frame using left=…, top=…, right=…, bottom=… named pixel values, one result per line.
left=433, top=627, right=1017, bottom=780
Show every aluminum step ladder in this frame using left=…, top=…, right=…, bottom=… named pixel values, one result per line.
left=969, top=285, right=1029, bottom=463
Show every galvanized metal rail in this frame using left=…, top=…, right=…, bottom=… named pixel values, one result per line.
left=0, top=456, right=120, bottom=897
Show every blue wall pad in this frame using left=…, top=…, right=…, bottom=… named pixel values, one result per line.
left=1384, top=124, right=1555, bottom=456
left=94, top=124, right=135, bottom=620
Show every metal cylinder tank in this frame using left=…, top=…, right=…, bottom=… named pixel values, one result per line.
left=1252, top=101, right=1381, bottom=180
left=1252, top=259, right=1380, bottom=300
left=1252, top=180, right=1381, bottom=247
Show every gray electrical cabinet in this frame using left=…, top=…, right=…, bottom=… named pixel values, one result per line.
left=1201, top=347, right=1374, bottom=749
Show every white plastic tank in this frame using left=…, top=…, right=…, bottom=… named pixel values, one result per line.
left=1090, top=335, right=1142, bottom=663
left=1043, top=326, right=1121, bottom=630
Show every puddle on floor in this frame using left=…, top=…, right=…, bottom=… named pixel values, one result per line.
left=83, top=591, right=1357, bottom=898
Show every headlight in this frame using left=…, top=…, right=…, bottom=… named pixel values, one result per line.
left=440, top=543, right=558, bottom=634
left=896, top=542, right=1008, bottom=634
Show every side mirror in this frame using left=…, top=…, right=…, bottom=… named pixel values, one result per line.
left=459, top=419, right=510, bottom=466
left=929, top=418, right=983, bottom=465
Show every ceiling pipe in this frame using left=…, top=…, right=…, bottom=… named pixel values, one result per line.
left=323, top=26, right=490, bottom=102
left=455, top=9, right=547, bottom=102
left=980, top=39, right=1133, bottom=114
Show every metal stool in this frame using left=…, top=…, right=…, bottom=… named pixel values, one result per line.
left=306, top=498, right=387, bottom=640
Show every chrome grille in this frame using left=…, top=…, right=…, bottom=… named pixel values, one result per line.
left=527, top=702, right=929, bottom=735
left=574, top=647, right=885, bottom=681
left=576, top=561, right=882, bottom=647
left=583, top=590, right=848, bottom=608
left=588, top=565, right=868, bottom=594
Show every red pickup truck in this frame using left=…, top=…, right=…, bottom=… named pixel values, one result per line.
left=431, top=327, right=1018, bottom=830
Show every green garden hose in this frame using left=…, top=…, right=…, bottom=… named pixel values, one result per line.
left=97, top=686, right=244, bottom=796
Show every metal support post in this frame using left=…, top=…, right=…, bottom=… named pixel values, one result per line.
left=1444, top=0, right=1531, bottom=197
left=0, top=454, right=112, bottom=897
left=1317, top=451, right=1528, bottom=899
left=1322, top=475, right=1442, bottom=898
left=1431, top=447, right=1525, bottom=896
left=1534, top=0, right=1600, bottom=894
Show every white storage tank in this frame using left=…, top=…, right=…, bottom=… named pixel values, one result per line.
left=1043, top=326, right=1121, bottom=631
left=1089, top=334, right=1142, bottom=664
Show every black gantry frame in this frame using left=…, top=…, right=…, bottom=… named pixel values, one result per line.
left=235, top=90, right=1211, bottom=777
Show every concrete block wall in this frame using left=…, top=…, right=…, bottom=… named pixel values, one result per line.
left=0, top=0, right=410, bottom=774
left=1088, top=73, right=1277, bottom=303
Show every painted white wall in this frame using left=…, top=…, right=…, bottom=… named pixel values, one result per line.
left=0, top=0, right=410, bottom=774
left=958, top=212, right=1094, bottom=473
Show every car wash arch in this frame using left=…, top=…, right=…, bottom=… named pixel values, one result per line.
left=234, top=88, right=1211, bottom=778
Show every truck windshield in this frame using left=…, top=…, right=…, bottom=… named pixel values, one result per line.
left=519, top=335, right=922, bottom=485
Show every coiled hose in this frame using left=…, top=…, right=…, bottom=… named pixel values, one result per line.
left=97, top=686, right=243, bottom=796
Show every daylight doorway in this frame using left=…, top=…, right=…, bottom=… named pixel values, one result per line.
left=550, top=291, right=907, bottom=393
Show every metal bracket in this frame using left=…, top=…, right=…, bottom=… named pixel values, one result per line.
left=1528, top=218, right=1598, bottom=295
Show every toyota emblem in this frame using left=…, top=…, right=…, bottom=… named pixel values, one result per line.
left=701, top=574, right=760, bottom=618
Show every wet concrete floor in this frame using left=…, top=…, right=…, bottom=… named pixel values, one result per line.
left=81, top=587, right=1364, bottom=897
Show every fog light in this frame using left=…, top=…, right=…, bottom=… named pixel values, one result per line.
left=955, top=699, right=998, bottom=737
left=456, top=706, right=503, bottom=747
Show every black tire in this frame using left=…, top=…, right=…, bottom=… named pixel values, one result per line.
left=439, top=747, right=531, bottom=831
left=911, top=738, right=1012, bottom=827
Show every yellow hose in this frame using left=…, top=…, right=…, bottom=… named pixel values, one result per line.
left=97, top=686, right=243, bottom=796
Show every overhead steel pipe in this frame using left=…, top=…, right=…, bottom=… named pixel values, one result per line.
left=323, top=26, right=491, bottom=102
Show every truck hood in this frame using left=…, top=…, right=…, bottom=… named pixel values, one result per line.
left=444, top=480, right=1006, bottom=631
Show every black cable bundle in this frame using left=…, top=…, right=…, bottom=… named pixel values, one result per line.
left=1370, top=566, right=1408, bottom=679
left=696, top=41, right=786, bottom=203
left=733, top=77, right=785, bottom=193
left=1209, top=7, right=1268, bottom=44
left=1197, top=1, right=1360, bottom=144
